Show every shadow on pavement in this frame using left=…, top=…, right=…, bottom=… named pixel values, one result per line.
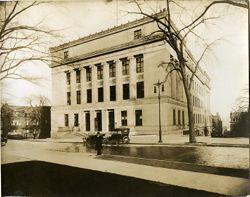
left=2, top=161, right=228, bottom=197
left=98, top=154, right=249, bottom=179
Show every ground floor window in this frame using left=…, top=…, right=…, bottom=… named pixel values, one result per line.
left=121, top=111, right=128, bottom=126
left=178, top=110, right=181, bottom=125
left=64, top=114, right=69, bottom=127
left=74, top=113, right=79, bottom=127
left=173, top=109, right=176, bottom=125
left=135, top=110, right=142, bottom=126
left=85, top=112, right=90, bottom=131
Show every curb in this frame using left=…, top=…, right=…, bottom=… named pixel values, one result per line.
left=22, top=139, right=249, bottom=148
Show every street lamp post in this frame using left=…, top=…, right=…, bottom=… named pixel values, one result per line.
left=154, top=80, right=163, bottom=143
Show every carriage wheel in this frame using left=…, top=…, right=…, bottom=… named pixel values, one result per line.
left=122, top=136, right=129, bottom=144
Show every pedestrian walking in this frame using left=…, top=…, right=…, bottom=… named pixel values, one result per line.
left=95, top=132, right=103, bottom=155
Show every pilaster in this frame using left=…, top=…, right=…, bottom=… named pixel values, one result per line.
left=116, top=60, right=122, bottom=101
left=103, top=62, right=109, bottom=102
left=129, top=56, right=136, bottom=99
left=92, top=65, right=97, bottom=103
left=81, top=66, right=86, bottom=104
left=102, top=109, right=109, bottom=132
left=115, top=108, right=121, bottom=128
left=90, top=110, right=95, bottom=132
left=71, top=70, right=76, bottom=105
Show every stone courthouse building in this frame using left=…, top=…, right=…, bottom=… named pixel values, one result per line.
left=49, top=11, right=211, bottom=136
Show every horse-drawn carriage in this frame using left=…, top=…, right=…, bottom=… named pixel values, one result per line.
left=83, top=128, right=130, bottom=147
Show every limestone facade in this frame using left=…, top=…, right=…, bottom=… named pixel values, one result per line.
left=50, top=12, right=211, bottom=135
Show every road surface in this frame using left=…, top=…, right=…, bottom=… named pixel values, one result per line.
left=1, top=140, right=249, bottom=196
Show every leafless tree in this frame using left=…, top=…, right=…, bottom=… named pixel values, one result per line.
left=232, top=86, right=249, bottom=113
left=0, top=1, right=61, bottom=82
left=130, top=0, right=248, bottom=143
left=25, top=94, right=50, bottom=138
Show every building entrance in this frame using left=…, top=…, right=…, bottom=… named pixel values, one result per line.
left=95, top=111, right=102, bottom=131
left=108, top=110, right=115, bottom=131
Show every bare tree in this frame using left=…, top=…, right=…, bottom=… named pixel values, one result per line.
left=232, top=86, right=249, bottom=113
left=0, top=1, right=61, bottom=82
left=25, top=94, right=50, bottom=138
left=130, top=0, right=248, bottom=143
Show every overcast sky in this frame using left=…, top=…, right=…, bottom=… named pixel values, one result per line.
left=2, top=0, right=248, bottom=127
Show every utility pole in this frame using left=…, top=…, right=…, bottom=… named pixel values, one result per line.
left=154, top=80, right=163, bottom=143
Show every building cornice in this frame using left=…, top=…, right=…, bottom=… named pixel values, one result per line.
left=50, top=11, right=167, bottom=53
left=50, top=34, right=164, bottom=68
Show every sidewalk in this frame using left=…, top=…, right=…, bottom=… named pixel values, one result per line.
left=130, top=134, right=249, bottom=147
left=34, top=134, right=249, bottom=147
left=8, top=143, right=249, bottom=197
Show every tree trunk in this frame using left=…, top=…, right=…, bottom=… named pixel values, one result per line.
left=183, top=77, right=196, bottom=143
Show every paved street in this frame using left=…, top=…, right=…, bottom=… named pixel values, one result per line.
left=38, top=133, right=249, bottom=147
left=1, top=140, right=249, bottom=196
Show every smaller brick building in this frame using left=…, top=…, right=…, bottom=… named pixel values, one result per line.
left=11, top=106, right=51, bottom=139
left=230, top=111, right=249, bottom=137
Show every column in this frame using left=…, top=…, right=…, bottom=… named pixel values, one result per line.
left=102, top=109, right=109, bottom=132
left=80, top=111, right=85, bottom=132
left=103, top=62, right=109, bottom=102
left=129, top=56, right=136, bottom=99
left=91, top=65, right=97, bottom=103
left=71, top=70, right=76, bottom=105
left=90, top=110, right=95, bottom=132
left=116, top=60, right=122, bottom=101
left=81, top=66, right=86, bottom=104
left=129, top=107, right=135, bottom=126
left=115, top=108, right=121, bottom=128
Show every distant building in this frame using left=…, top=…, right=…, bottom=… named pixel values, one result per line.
left=49, top=10, right=211, bottom=136
left=230, top=111, right=249, bottom=137
left=211, top=113, right=223, bottom=137
left=11, top=106, right=51, bottom=139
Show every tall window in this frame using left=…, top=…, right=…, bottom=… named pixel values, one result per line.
left=64, top=51, right=69, bottom=59
left=173, top=109, right=176, bottom=125
left=74, top=113, right=79, bottom=127
left=76, top=90, right=81, bottom=104
left=66, top=72, right=70, bottom=85
left=121, top=111, right=128, bottom=126
left=178, top=110, right=181, bottom=125
left=76, top=69, right=81, bottom=83
left=109, top=61, right=116, bottom=78
left=98, top=87, right=104, bottom=102
left=87, top=89, right=92, bottom=103
left=86, top=67, right=91, bottom=82
left=121, top=58, right=129, bottom=75
left=97, top=64, right=103, bottom=80
left=85, top=112, right=90, bottom=131
left=135, top=54, right=144, bottom=73
left=123, top=84, right=130, bottom=100
left=134, top=29, right=142, bottom=39
left=110, top=86, right=116, bottom=101
left=67, top=92, right=71, bottom=105
left=136, top=81, right=144, bottom=98
left=64, top=114, right=69, bottom=127
left=135, top=110, right=142, bottom=126
left=161, top=84, right=165, bottom=92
